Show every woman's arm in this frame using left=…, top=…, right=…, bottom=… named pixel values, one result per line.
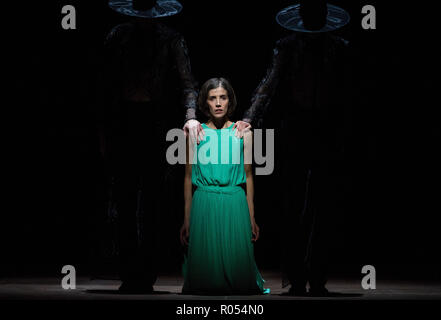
left=245, top=163, right=255, bottom=219
left=180, top=136, right=193, bottom=245
left=244, top=131, right=259, bottom=242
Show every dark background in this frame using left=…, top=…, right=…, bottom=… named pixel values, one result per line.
left=3, top=0, right=440, bottom=282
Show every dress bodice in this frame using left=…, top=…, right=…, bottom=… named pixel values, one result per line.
left=191, top=122, right=246, bottom=188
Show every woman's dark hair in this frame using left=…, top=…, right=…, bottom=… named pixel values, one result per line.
left=198, top=77, right=237, bottom=118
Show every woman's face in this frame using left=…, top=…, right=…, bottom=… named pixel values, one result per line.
left=206, top=86, right=229, bottom=119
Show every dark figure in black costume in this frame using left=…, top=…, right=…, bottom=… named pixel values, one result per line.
left=99, top=0, right=201, bottom=293
left=240, top=0, right=352, bottom=296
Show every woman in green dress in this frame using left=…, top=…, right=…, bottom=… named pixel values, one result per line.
left=180, top=78, right=269, bottom=295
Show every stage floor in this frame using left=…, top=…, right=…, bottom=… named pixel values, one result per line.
left=1, top=271, right=440, bottom=300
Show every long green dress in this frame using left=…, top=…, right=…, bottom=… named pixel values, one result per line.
left=182, top=122, right=269, bottom=295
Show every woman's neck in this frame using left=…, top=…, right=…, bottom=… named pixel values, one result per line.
left=206, top=117, right=231, bottom=129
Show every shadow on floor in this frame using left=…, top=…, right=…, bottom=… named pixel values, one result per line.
left=85, top=289, right=173, bottom=295
left=279, top=291, right=364, bottom=298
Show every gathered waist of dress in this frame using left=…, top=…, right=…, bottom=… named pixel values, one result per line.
left=195, top=185, right=243, bottom=195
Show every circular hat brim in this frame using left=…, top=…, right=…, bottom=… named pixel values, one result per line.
left=276, top=4, right=350, bottom=32
left=109, top=0, right=183, bottom=18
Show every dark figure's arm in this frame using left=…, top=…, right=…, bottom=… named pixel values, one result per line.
left=171, top=35, right=205, bottom=144
left=242, top=40, right=287, bottom=128
left=171, top=35, right=198, bottom=122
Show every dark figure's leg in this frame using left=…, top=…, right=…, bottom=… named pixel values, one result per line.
left=134, top=157, right=163, bottom=289
left=305, top=166, right=339, bottom=295
left=129, top=173, right=159, bottom=288
left=134, top=106, right=169, bottom=289
left=281, top=166, right=311, bottom=295
left=112, top=101, right=160, bottom=292
left=114, top=172, right=156, bottom=290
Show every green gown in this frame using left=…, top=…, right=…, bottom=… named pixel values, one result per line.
left=182, top=122, right=269, bottom=295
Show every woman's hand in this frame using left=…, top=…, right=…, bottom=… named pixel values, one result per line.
left=251, top=219, right=260, bottom=242
left=180, top=220, right=190, bottom=246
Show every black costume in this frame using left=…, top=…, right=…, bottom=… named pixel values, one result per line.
left=100, top=5, right=197, bottom=291
left=242, top=2, right=351, bottom=295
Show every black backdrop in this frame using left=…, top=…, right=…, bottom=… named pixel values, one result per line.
left=3, top=1, right=440, bottom=282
